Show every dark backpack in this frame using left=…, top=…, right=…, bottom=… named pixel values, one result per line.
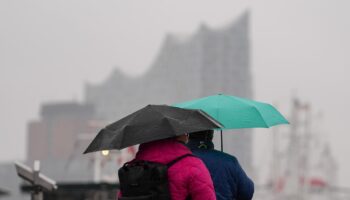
left=118, top=154, right=194, bottom=200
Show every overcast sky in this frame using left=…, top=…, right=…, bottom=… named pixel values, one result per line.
left=1, top=0, right=349, bottom=187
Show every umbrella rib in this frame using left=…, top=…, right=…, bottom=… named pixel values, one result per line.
left=164, top=118, right=177, bottom=136
left=111, top=106, right=151, bottom=149
left=197, top=110, right=223, bottom=129
left=116, top=125, right=128, bottom=149
left=251, top=106, right=269, bottom=128
left=230, top=96, right=270, bottom=128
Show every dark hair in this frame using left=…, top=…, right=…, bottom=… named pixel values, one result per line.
left=189, top=130, right=214, bottom=141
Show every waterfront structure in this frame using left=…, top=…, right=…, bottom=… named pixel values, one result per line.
left=85, top=12, right=253, bottom=171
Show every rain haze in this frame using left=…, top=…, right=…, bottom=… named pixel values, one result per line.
left=1, top=0, right=350, bottom=191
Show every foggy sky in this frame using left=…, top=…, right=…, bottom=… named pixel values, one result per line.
left=1, top=0, right=349, bottom=186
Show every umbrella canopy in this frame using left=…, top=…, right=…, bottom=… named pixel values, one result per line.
left=173, top=94, right=289, bottom=130
left=84, top=104, right=222, bottom=153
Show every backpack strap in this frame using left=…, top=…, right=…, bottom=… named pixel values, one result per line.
left=167, top=154, right=195, bottom=168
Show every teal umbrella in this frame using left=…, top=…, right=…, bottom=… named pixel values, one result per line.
left=173, top=94, right=289, bottom=150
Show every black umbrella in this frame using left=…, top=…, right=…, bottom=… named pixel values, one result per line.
left=84, top=105, right=222, bottom=153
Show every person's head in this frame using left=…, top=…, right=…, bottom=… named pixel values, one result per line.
left=176, top=133, right=189, bottom=144
left=189, top=130, right=214, bottom=141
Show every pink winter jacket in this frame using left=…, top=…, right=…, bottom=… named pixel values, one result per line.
left=123, top=139, right=216, bottom=200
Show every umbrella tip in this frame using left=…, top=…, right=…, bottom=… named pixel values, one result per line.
left=83, top=146, right=93, bottom=154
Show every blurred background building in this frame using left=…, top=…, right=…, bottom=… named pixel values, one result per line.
left=85, top=12, right=253, bottom=172
left=1, top=12, right=253, bottom=200
left=27, top=102, right=95, bottom=163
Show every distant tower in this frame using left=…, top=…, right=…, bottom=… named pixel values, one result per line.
left=85, top=11, right=253, bottom=172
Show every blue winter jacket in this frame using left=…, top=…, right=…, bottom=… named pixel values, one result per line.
left=187, top=140, right=254, bottom=200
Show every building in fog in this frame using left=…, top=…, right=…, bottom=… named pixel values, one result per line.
left=85, top=12, right=253, bottom=171
left=20, top=102, right=121, bottom=200
left=5, top=11, right=254, bottom=200
left=25, top=101, right=126, bottom=184
left=27, top=102, right=96, bottom=163
left=0, top=9, right=255, bottom=200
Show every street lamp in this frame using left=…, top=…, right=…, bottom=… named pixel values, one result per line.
left=101, top=150, right=109, bottom=156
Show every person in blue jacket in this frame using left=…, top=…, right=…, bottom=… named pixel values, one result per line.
left=187, top=130, right=254, bottom=200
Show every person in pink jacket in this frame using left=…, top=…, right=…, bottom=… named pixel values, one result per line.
left=121, top=134, right=216, bottom=200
